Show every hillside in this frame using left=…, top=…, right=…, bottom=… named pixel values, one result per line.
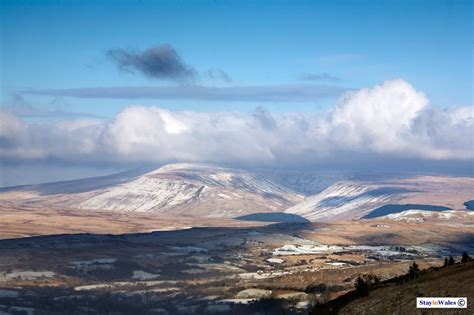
left=0, top=164, right=303, bottom=218
left=1, top=164, right=473, bottom=223
left=284, top=176, right=474, bottom=221
left=338, top=261, right=474, bottom=315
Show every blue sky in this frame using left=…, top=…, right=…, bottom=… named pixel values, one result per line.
left=0, top=0, right=473, bottom=186
left=1, top=0, right=472, bottom=118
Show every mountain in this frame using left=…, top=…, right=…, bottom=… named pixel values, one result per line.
left=256, top=170, right=353, bottom=195
left=284, top=176, right=474, bottom=221
left=0, top=163, right=304, bottom=218
left=284, top=181, right=410, bottom=221
left=1, top=164, right=472, bottom=222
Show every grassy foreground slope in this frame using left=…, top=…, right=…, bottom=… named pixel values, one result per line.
left=339, top=261, right=474, bottom=315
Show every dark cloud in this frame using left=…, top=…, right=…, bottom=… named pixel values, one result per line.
left=299, top=72, right=341, bottom=82
left=23, top=84, right=345, bottom=103
left=107, top=44, right=196, bottom=81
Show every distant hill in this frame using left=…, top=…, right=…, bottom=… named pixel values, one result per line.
left=1, top=163, right=473, bottom=222
left=0, top=163, right=303, bottom=218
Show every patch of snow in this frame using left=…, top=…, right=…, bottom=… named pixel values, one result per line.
left=74, top=284, right=112, bottom=291
left=218, top=298, right=255, bottom=304
left=70, top=258, right=116, bottom=266
left=0, top=270, right=55, bottom=281
left=326, top=262, right=348, bottom=266
left=236, top=289, right=272, bottom=299
left=277, top=292, right=309, bottom=301
left=132, top=270, right=160, bottom=280
left=266, top=258, right=284, bottom=264
left=273, top=244, right=343, bottom=256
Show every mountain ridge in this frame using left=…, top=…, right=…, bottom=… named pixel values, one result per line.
left=1, top=163, right=473, bottom=221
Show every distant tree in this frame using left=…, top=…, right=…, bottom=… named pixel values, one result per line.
left=355, top=276, right=369, bottom=297
left=409, top=262, right=420, bottom=279
left=449, top=256, right=455, bottom=266
left=354, top=274, right=380, bottom=297
left=443, top=257, right=449, bottom=267
left=461, top=252, right=471, bottom=263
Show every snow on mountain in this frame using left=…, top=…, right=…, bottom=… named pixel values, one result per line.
left=1, top=163, right=304, bottom=218
left=256, top=170, right=351, bottom=195
left=284, top=181, right=411, bottom=221
left=283, top=175, right=474, bottom=222
left=2, top=163, right=472, bottom=222
left=73, top=163, right=305, bottom=216
left=384, top=210, right=474, bottom=223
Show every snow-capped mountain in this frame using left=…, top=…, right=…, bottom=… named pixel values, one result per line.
left=283, top=175, right=474, bottom=221
left=72, top=163, right=306, bottom=216
left=0, top=163, right=304, bottom=218
left=1, top=164, right=472, bottom=222
left=256, top=170, right=351, bottom=195
left=284, top=181, right=412, bottom=221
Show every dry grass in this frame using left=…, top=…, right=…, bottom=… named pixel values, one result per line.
left=0, top=202, right=264, bottom=239
left=340, top=261, right=474, bottom=315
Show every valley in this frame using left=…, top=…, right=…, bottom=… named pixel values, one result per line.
left=0, top=219, right=472, bottom=314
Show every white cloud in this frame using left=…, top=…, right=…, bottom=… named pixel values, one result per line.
left=323, top=79, right=429, bottom=153
left=1, top=79, right=472, bottom=168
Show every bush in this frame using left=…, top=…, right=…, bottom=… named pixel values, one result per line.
left=461, top=252, right=471, bottom=263
left=408, top=262, right=419, bottom=279
left=354, top=274, right=380, bottom=297
left=449, top=256, right=455, bottom=266
left=355, top=277, right=369, bottom=297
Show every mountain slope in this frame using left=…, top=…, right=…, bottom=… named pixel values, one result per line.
left=0, top=163, right=304, bottom=218
left=284, top=176, right=474, bottom=221
left=284, top=181, right=411, bottom=221
left=338, top=261, right=474, bottom=315
left=1, top=165, right=473, bottom=222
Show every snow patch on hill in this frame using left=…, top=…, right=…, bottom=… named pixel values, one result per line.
left=285, top=182, right=410, bottom=221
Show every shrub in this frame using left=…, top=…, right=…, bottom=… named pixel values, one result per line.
left=461, top=252, right=471, bottom=263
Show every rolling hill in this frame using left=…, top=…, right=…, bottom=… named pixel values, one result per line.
left=1, top=164, right=473, bottom=222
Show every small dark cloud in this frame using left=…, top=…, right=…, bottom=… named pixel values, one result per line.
left=207, top=68, right=232, bottom=83
left=107, top=44, right=196, bottom=81
left=299, top=72, right=341, bottom=82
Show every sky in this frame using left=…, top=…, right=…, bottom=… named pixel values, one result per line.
left=0, top=0, right=473, bottom=186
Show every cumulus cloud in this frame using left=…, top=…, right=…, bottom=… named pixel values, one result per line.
left=2, top=80, right=473, bottom=170
left=107, top=44, right=196, bottom=81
